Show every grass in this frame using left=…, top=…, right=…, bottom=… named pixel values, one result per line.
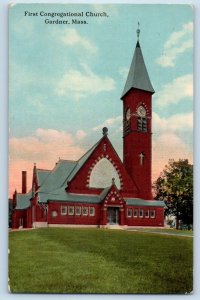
left=9, top=228, right=193, bottom=294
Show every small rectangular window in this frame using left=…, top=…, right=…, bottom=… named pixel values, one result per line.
left=75, top=206, right=81, bottom=216
left=145, top=210, right=149, bottom=218
left=139, top=208, right=143, bottom=218
left=68, top=206, right=74, bottom=216
left=82, top=207, right=88, bottom=216
left=133, top=209, right=138, bottom=218
left=61, top=206, right=67, bottom=215
left=150, top=210, right=156, bottom=218
left=89, top=207, right=95, bottom=216
left=127, top=208, right=132, bottom=218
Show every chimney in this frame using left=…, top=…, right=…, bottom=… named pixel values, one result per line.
left=22, top=171, right=27, bottom=194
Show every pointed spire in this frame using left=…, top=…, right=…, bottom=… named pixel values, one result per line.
left=121, top=24, right=154, bottom=98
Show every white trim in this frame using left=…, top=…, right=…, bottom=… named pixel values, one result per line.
left=61, top=205, right=67, bottom=216
left=150, top=210, right=156, bottom=218
left=75, top=206, right=81, bottom=216
left=133, top=208, right=138, bottom=218
left=145, top=210, right=150, bottom=218
left=68, top=206, right=74, bottom=216
left=89, top=207, right=95, bottom=216
left=82, top=206, right=88, bottom=216
left=139, top=208, right=143, bottom=218
left=32, top=222, right=48, bottom=228
left=127, top=208, right=132, bottom=218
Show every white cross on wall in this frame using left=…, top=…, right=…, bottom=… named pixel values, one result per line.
left=139, top=153, right=145, bottom=165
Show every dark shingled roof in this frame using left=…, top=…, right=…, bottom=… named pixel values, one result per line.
left=121, top=41, right=155, bottom=98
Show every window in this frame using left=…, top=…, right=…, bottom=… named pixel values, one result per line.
left=145, top=210, right=149, bottom=218
left=82, top=207, right=88, bottom=216
left=127, top=208, right=132, bottom=218
left=137, top=117, right=147, bottom=132
left=139, top=208, right=143, bottom=218
left=19, top=218, right=23, bottom=227
left=75, top=206, right=81, bottom=216
left=150, top=210, right=156, bottom=218
left=68, top=206, right=74, bottom=216
left=61, top=206, right=67, bottom=215
left=89, top=207, right=95, bottom=216
left=133, top=209, right=138, bottom=218
left=51, top=210, right=58, bottom=218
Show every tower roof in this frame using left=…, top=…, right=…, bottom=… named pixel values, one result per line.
left=121, top=40, right=155, bottom=98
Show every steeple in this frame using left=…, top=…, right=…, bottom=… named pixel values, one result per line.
left=121, top=25, right=155, bottom=99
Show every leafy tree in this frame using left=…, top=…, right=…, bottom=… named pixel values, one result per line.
left=153, top=159, right=193, bottom=229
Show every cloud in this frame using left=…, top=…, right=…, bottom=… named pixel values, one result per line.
left=60, top=28, right=98, bottom=54
left=55, top=63, right=115, bottom=99
left=156, top=22, right=193, bottom=67
left=76, top=130, right=87, bottom=140
left=152, top=132, right=193, bottom=181
left=9, top=128, right=85, bottom=196
left=154, top=74, right=193, bottom=107
left=152, top=111, right=193, bottom=180
left=118, top=67, right=129, bottom=80
left=153, top=111, right=193, bottom=133
left=93, top=116, right=122, bottom=131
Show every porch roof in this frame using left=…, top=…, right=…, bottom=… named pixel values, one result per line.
left=15, top=191, right=32, bottom=210
left=125, top=198, right=165, bottom=207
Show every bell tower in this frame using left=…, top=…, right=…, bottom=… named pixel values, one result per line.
left=121, top=25, right=154, bottom=199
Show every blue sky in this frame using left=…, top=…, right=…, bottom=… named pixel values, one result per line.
left=9, top=3, right=193, bottom=193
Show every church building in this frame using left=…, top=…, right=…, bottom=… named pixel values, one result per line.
left=12, top=29, right=165, bottom=229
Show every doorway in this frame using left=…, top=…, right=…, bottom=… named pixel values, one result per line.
left=107, top=207, right=119, bottom=225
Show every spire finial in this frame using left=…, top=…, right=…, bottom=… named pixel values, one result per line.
left=136, top=22, right=140, bottom=40
left=102, top=127, right=108, bottom=136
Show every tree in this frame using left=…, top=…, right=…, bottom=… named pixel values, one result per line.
left=153, top=159, right=193, bottom=229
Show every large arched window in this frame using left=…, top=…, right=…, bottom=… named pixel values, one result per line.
left=89, top=158, right=121, bottom=189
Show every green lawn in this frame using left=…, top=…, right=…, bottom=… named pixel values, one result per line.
left=9, top=228, right=193, bottom=294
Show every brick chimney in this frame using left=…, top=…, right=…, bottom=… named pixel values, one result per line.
left=22, top=171, right=27, bottom=194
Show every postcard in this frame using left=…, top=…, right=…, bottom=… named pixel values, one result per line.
left=9, top=3, right=193, bottom=294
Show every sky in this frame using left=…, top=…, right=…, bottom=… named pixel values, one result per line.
left=9, top=3, right=193, bottom=197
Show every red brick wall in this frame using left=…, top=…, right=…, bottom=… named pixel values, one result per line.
left=12, top=210, right=27, bottom=229
left=48, top=202, right=101, bottom=225
left=125, top=206, right=164, bottom=227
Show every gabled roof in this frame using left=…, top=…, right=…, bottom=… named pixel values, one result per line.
left=15, top=191, right=32, bottom=210
left=38, top=136, right=104, bottom=193
left=121, top=41, right=155, bottom=98
left=65, top=137, right=104, bottom=184
left=36, top=169, right=51, bottom=186
left=38, top=160, right=77, bottom=193
left=38, top=187, right=101, bottom=204
left=99, top=186, right=111, bottom=201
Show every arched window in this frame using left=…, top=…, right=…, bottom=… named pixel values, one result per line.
left=137, top=105, right=147, bottom=132
left=89, top=158, right=121, bottom=189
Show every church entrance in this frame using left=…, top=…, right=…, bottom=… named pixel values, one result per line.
left=107, top=207, right=119, bottom=225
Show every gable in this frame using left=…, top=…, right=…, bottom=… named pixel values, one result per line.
left=101, top=185, right=125, bottom=207
left=67, top=135, right=139, bottom=195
